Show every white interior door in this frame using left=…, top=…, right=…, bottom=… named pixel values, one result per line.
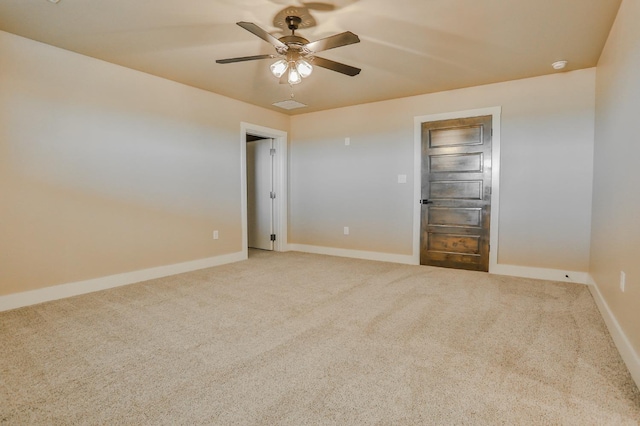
left=247, top=138, right=274, bottom=250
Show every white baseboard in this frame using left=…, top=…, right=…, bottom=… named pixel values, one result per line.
left=0, top=251, right=246, bottom=312
left=289, top=245, right=589, bottom=284
left=587, top=275, right=640, bottom=389
left=288, top=244, right=415, bottom=265
left=490, top=264, right=589, bottom=284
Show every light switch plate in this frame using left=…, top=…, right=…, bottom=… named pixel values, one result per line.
left=398, top=174, right=407, bottom=184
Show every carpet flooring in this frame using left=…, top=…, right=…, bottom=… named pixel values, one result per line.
left=1, top=250, right=639, bottom=424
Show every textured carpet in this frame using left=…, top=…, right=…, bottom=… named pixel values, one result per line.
left=1, top=250, right=639, bottom=424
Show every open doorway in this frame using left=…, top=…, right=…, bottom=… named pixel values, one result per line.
left=246, top=135, right=275, bottom=250
left=240, top=123, right=288, bottom=259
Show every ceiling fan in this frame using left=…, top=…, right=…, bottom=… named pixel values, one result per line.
left=216, top=16, right=361, bottom=85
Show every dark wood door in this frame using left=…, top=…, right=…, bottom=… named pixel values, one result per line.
left=420, top=115, right=492, bottom=271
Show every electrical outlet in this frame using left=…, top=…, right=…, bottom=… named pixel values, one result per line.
left=343, top=226, right=349, bottom=235
left=620, top=271, right=626, bottom=292
left=213, top=230, right=219, bottom=240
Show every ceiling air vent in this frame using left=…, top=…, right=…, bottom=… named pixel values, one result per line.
left=272, top=100, right=307, bottom=110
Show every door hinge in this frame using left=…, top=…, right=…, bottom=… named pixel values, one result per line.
left=270, top=234, right=276, bottom=241
left=270, top=148, right=276, bottom=156
left=270, top=191, right=276, bottom=199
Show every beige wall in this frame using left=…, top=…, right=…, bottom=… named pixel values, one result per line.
left=0, top=27, right=600, bottom=298
left=0, top=31, right=289, bottom=296
left=289, top=69, right=596, bottom=271
left=591, top=0, right=640, bottom=352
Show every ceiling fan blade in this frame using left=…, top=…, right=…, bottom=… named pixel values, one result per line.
left=311, top=56, right=361, bottom=76
left=216, top=54, right=276, bottom=64
left=304, top=31, right=360, bottom=53
left=237, top=22, right=287, bottom=49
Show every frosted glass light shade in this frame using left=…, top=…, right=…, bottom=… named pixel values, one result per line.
left=296, top=59, right=313, bottom=78
left=287, top=64, right=302, bottom=85
left=270, top=59, right=288, bottom=78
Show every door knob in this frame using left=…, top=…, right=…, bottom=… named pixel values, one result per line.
left=420, top=199, right=433, bottom=204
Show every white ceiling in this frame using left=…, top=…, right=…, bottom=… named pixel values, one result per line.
left=0, top=0, right=622, bottom=115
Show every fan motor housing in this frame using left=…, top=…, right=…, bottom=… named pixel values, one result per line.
left=279, top=35, right=310, bottom=46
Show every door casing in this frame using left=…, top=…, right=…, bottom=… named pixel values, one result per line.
left=240, top=122, right=288, bottom=258
left=413, top=107, right=501, bottom=272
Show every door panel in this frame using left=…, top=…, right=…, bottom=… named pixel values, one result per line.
left=420, top=116, right=492, bottom=271
left=429, top=180, right=483, bottom=200
left=428, top=207, right=482, bottom=227
left=428, top=233, right=481, bottom=254
left=429, top=125, right=483, bottom=147
left=247, top=138, right=274, bottom=250
left=429, top=153, right=483, bottom=173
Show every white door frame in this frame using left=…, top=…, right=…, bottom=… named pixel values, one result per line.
left=240, top=122, right=288, bottom=258
left=413, top=107, right=502, bottom=272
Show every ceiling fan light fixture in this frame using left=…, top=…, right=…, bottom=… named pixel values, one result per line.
left=270, top=59, right=289, bottom=78
left=296, top=59, right=313, bottom=78
left=287, top=63, right=302, bottom=85
left=217, top=17, right=361, bottom=85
